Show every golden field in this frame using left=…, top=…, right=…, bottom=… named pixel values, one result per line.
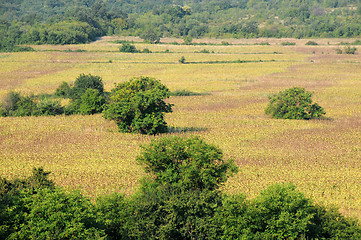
left=1, top=37, right=361, bottom=218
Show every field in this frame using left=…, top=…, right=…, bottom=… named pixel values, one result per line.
left=1, top=37, right=361, bottom=219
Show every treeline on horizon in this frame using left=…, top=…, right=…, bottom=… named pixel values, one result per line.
left=2, top=0, right=361, bottom=51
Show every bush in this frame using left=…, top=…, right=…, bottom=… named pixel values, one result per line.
left=178, top=56, right=186, bottom=63
left=119, top=42, right=139, bottom=53
left=34, top=98, right=64, bottom=116
left=281, top=41, right=296, bottom=46
left=55, top=82, right=72, bottom=98
left=344, top=46, right=357, bottom=54
left=10, top=188, right=106, bottom=239
left=78, top=89, right=106, bottom=115
left=71, top=74, right=104, bottom=99
left=103, top=76, right=173, bottom=135
left=141, top=48, right=152, bottom=53
left=305, top=41, right=318, bottom=45
left=169, top=89, right=205, bottom=96
left=265, top=87, right=326, bottom=120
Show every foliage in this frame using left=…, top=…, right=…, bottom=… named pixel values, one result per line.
left=127, top=184, right=222, bottom=239
left=79, top=89, right=106, bottom=115
left=10, top=188, right=106, bottom=239
left=0, top=167, right=55, bottom=239
left=55, top=82, right=72, bottom=98
left=34, top=98, right=64, bottom=116
left=72, top=74, right=104, bottom=99
left=119, top=43, right=139, bottom=53
left=137, top=136, right=238, bottom=191
left=127, top=135, right=237, bottom=239
left=265, top=87, right=326, bottom=120
left=0, top=91, right=36, bottom=117
left=103, top=76, right=173, bottom=135
left=169, top=89, right=205, bottom=96
left=140, top=29, right=161, bottom=44
left=305, top=41, right=318, bottom=45
left=95, top=193, right=129, bottom=240
left=281, top=41, right=296, bottom=46
left=344, top=46, right=357, bottom=54
left=178, top=56, right=186, bottom=64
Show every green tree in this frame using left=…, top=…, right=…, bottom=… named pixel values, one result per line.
left=137, top=136, right=238, bottom=191
left=103, top=76, right=173, bottom=135
left=125, top=136, right=238, bottom=239
left=265, top=87, right=325, bottom=120
left=10, top=188, right=106, bottom=239
left=71, top=73, right=104, bottom=99
left=79, top=88, right=106, bottom=115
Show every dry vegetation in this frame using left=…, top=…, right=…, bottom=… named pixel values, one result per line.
left=1, top=37, right=361, bottom=218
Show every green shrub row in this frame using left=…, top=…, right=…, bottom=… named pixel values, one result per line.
left=1, top=136, right=360, bottom=239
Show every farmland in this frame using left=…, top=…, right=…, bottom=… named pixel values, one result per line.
left=1, top=36, right=361, bottom=219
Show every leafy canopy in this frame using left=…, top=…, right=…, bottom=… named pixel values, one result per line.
left=103, top=76, right=173, bottom=135
left=265, top=87, right=325, bottom=120
left=137, top=135, right=238, bottom=191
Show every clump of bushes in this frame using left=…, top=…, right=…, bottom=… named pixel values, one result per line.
left=305, top=40, right=318, bottom=45
left=169, top=89, right=206, bottom=96
left=265, top=87, right=326, bottom=120
left=0, top=91, right=64, bottom=117
left=281, top=41, right=296, bottom=46
left=336, top=46, right=357, bottom=54
left=119, top=42, right=139, bottom=53
left=56, top=73, right=106, bottom=115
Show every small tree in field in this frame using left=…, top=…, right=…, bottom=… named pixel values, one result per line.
left=103, top=76, right=173, bottom=135
left=265, top=87, right=325, bottom=120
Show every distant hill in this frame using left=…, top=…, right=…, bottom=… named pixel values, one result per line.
left=1, top=0, right=361, bottom=50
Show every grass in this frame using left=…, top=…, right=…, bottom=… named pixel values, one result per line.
left=1, top=37, right=361, bottom=219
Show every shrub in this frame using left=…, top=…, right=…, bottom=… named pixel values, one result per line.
left=103, top=76, right=173, bottom=135
left=2, top=90, right=22, bottom=113
left=336, top=48, right=343, bottom=54
left=344, top=46, right=357, bottom=54
left=169, top=89, right=205, bottom=96
left=10, top=94, right=36, bottom=117
left=55, top=82, right=72, bottom=98
left=141, top=48, right=152, bottom=53
left=305, top=41, right=318, bottom=45
left=281, top=41, right=296, bottom=46
left=119, top=42, right=139, bottom=53
left=265, top=87, right=325, bottom=120
left=78, top=89, right=106, bottom=115
left=71, top=74, right=104, bottom=99
left=178, top=56, right=186, bottom=63
left=34, top=98, right=64, bottom=116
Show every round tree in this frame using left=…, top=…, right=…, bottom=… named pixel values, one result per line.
left=265, top=87, right=325, bottom=120
left=71, top=74, right=104, bottom=99
left=103, top=76, right=173, bottom=135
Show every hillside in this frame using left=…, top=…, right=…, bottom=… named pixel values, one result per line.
left=1, top=0, right=361, bottom=51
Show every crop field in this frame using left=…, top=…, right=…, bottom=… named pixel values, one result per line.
left=1, top=37, right=361, bottom=218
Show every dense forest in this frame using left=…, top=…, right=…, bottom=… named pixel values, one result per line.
left=1, top=0, right=361, bottom=51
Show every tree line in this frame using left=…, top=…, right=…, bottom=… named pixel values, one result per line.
left=1, top=136, right=361, bottom=239
left=2, top=0, right=361, bottom=51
